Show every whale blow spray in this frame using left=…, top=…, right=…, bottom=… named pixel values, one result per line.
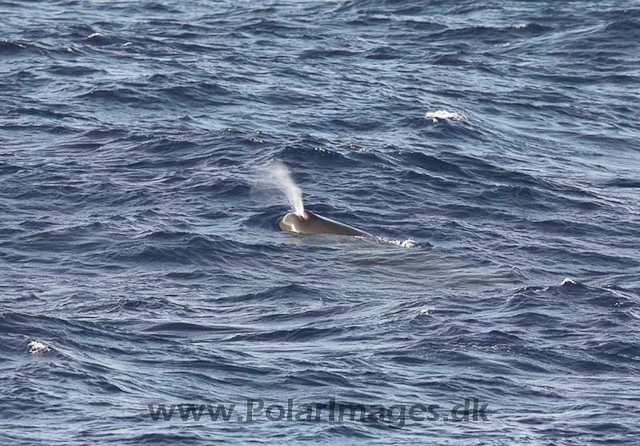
left=270, top=161, right=305, bottom=217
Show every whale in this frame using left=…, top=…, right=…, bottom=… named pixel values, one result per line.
left=278, top=210, right=371, bottom=237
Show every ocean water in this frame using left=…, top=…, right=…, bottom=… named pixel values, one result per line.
left=1, top=0, right=639, bottom=444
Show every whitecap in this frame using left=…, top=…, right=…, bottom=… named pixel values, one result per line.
left=375, top=237, right=416, bottom=248
left=28, top=339, right=52, bottom=355
left=400, top=239, right=416, bottom=248
left=425, top=110, right=466, bottom=123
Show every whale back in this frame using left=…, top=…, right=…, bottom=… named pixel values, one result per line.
left=279, top=210, right=370, bottom=237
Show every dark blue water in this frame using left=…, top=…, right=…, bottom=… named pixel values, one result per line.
left=2, top=0, right=640, bottom=444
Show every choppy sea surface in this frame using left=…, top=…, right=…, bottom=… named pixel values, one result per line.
left=1, top=0, right=640, bottom=444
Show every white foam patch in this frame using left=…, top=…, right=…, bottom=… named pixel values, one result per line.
left=28, top=339, right=51, bottom=355
left=376, top=237, right=416, bottom=248
left=400, top=239, right=416, bottom=248
left=425, top=110, right=467, bottom=123
left=562, top=277, right=577, bottom=285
